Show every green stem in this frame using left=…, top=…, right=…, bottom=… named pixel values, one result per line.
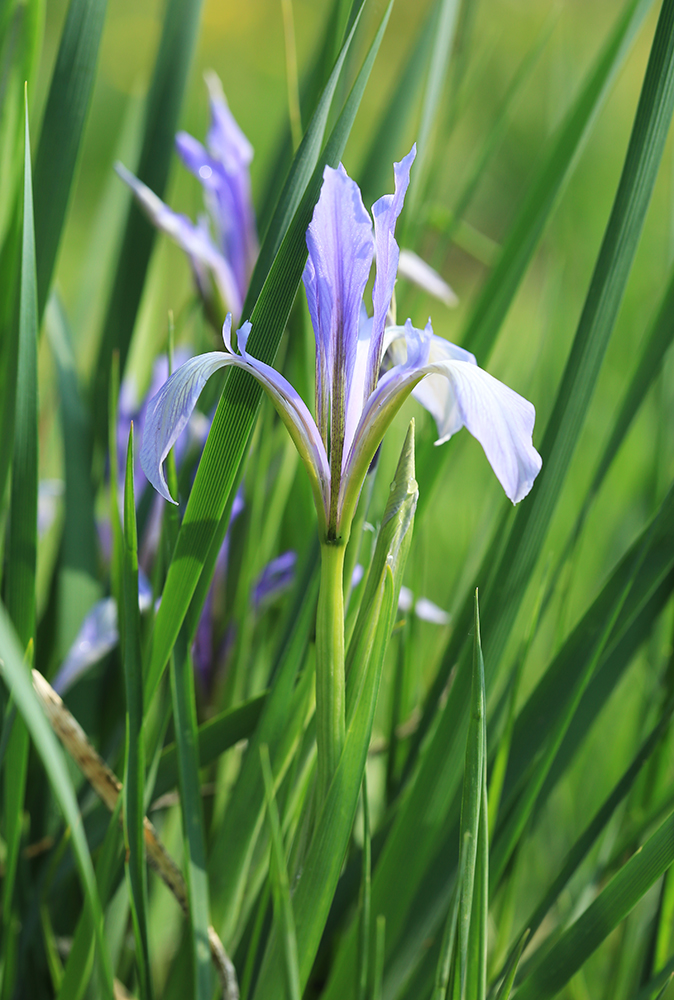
left=316, top=541, right=346, bottom=803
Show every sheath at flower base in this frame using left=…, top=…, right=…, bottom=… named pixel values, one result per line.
left=139, top=146, right=542, bottom=799
left=117, top=72, right=258, bottom=324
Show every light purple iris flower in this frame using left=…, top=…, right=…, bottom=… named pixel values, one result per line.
left=116, top=72, right=258, bottom=322
left=139, top=148, right=542, bottom=543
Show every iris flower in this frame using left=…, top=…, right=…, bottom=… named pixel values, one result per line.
left=140, top=146, right=541, bottom=545
left=117, top=72, right=258, bottom=323
left=139, top=145, right=542, bottom=798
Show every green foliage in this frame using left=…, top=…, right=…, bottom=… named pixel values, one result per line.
left=3, top=0, right=674, bottom=997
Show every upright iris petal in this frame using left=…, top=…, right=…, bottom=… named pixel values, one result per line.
left=303, top=163, right=374, bottom=485
left=117, top=73, right=257, bottom=323
left=368, top=145, right=416, bottom=396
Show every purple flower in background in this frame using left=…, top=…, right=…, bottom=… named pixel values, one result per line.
left=252, top=551, right=297, bottom=612
left=117, top=72, right=258, bottom=323
left=139, top=147, right=542, bottom=543
left=52, top=573, right=153, bottom=696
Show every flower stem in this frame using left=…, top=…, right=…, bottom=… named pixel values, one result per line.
left=316, top=540, right=346, bottom=803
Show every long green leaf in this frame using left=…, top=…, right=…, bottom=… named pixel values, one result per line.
left=409, top=0, right=674, bottom=795
left=46, top=295, right=100, bottom=660
left=404, top=0, right=461, bottom=229
left=92, top=0, right=204, bottom=435
left=153, top=691, right=266, bottom=799
left=515, top=805, right=674, bottom=1000
left=478, top=0, right=674, bottom=676
left=2, top=96, right=38, bottom=987
left=169, top=629, right=213, bottom=1000
left=33, top=0, right=107, bottom=317
left=0, top=603, right=114, bottom=998
left=122, top=424, right=152, bottom=1000
left=260, top=743, right=301, bottom=1000
left=457, top=592, right=486, bottom=997
left=56, top=802, right=124, bottom=1000
left=462, top=0, right=653, bottom=362
left=497, top=692, right=674, bottom=981
left=209, top=553, right=318, bottom=946
left=252, top=423, right=417, bottom=999
left=145, top=0, right=394, bottom=704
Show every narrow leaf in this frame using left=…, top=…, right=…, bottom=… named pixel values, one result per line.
left=33, top=0, right=108, bottom=317
left=121, top=423, right=152, bottom=1000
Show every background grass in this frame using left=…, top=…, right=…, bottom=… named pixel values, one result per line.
left=3, top=0, right=674, bottom=998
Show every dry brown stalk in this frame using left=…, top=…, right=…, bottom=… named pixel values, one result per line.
left=31, top=669, right=239, bottom=1000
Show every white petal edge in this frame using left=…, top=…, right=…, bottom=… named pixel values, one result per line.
left=397, top=249, right=458, bottom=307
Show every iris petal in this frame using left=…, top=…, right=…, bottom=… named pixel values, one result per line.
left=140, top=317, right=330, bottom=525
left=368, top=145, right=416, bottom=394
left=304, top=163, right=374, bottom=471
left=116, top=162, right=241, bottom=317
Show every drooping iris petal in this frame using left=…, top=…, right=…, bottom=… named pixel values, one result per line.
left=409, top=331, right=477, bottom=444
left=345, top=320, right=541, bottom=511
left=304, top=163, right=374, bottom=467
left=368, top=145, right=416, bottom=394
left=140, top=317, right=330, bottom=524
left=140, top=352, right=233, bottom=503
left=115, top=162, right=242, bottom=317
left=425, top=357, right=542, bottom=503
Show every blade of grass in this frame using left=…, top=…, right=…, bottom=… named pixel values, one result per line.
left=209, top=555, right=318, bottom=946
left=457, top=592, right=486, bottom=998
left=46, top=295, right=100, bottom=659
left=489, top=510, right=657, bottom=893
left=514, top=805, right=674, bottom=1000
left=475, top=0, right=674, bottom=678
left=146, top=0, right=394, bottom=705
left=92, top=0, right=205, bottom=436
left=496, top=691, right=674, bottom=986
left=32, top=0, right=107, bottom=318
left=56, top=802, right=124, bottom=1000
left=153, top=691, right=267, bottom=799
left=403, top=0, right=461, bottom=232
left=357, top=0, right=437, bottom=206
left=356, top=771, right=371, bottom=1000
left=260, top=743, right=301, bottom=1000
left=493, top=929, right=530, bottom=1000
left=462, top=0, right=654, bottom=362
left=121, top=424, right=153, bottom=1000
left=465, top=713, right=488, bottom=1000
left=169, top=628, right=213, bottom=1000
left=253, top=421, right=417, bottom=999
left=408, top=0, right=674, bottom=813
left=0, top=604, right=114, bottom=999
left=2, top=94, right=38, bottom=990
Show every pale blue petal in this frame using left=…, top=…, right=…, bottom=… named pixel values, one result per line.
left=425, top=358, right=542, bottom=503
left=368, top=145, right=416, bottom=394
left=304, top=163, right=374, bottom=458
left=52, top=598, right=118, bottom=695
left=204, top=73, right=258, bottom=299
left=344, top=320, right=541, bottom=513
left=342, top=310, right=372, bottom=465
left=253, top=551, right=297, bottom=610
left=116, top=162, right=242, bottom=317
left=140, top=353, right=232, bottom=503
left=204, top=70, right=254, bottom=172
left=141, top=318, right=330, bottom=525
